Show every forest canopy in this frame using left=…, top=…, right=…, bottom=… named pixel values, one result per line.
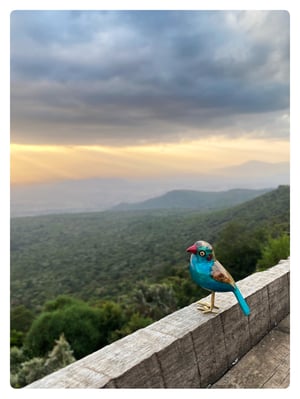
left=10, top=185, right=290, bottom=387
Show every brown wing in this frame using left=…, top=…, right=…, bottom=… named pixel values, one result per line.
left=212, top=260, right=235, bottom=286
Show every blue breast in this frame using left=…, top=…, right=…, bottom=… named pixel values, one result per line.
left=189, top=255, right=234, bottom=293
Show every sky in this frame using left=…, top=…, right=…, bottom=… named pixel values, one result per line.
left=10, top=9, right=290, bottom=185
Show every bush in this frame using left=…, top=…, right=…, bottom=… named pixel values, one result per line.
left=257, top=233, right=290, bottom=271
left=14, top=357, right=47, bottom=387
left=24, top=296, right=124, bottom=359
left=11, top=334, right=75, bottom=388
left=10, top=329, right=24, bottom=348
left=10, top=346, right=27, bottom=375
left=44, top=333, right=75, bottom=372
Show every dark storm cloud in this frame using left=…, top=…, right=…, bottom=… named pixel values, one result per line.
left=10, top=10, right=290, bottom=145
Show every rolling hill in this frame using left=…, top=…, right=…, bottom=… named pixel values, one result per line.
left=111, top=188, right=271, bottom=211
left=10, top=185, right=289, bottom=312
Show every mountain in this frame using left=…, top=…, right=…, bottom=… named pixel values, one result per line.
left=11, top=185, right=289, bottom=311
left=10, top=160, right=289, bottom=217
left=111, top=188, right=272, bottom=211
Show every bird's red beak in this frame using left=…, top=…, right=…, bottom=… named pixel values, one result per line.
left=186, top=244, right=197, bottom=254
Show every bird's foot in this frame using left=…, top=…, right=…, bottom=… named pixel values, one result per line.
left=196, top=300, right=219, bottom=314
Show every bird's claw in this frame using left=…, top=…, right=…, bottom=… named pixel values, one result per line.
left=196, top=300, right=219, bottom=314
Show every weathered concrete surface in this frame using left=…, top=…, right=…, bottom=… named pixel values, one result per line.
left=26, top=259, right=290, bottom=389
left=212, top=315, right=290, bottom=388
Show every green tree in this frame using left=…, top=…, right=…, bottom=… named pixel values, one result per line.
left=257, top=233, right=290, bottom=271
left=11, top=305, right=34, bottom=332
left=24, top=296, right=125, bottom=359
left=43, top=295, right=80, bottom=312
left=10, top=305, right=35, bottom=347
left=10, top=330, right=25, bottom=348
left=215, top=222, right=266, bottom=280
left=96, top=301, right=125, bottom=339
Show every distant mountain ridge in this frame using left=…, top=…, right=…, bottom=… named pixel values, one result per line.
left=10, top=160, right=289, bottom=217
left=111, top=188, right=272, bottom=211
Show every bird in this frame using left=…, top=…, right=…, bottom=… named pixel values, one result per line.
left=186, top=240, right=250, bottom=316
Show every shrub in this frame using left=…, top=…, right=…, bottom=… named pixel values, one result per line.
left=257, top=233, right=290, bottom=271
left=24, top=296, right=124, bottom=359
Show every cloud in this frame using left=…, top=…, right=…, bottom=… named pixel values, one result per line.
left=10, top=10, right=290, bottom=145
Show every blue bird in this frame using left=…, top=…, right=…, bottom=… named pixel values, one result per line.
left=186, top=240, right=250, bottom=316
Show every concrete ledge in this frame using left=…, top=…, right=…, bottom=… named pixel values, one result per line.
left=26, top=259, right=290, bottom=389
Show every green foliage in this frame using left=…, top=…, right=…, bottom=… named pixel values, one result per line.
left=11, top=186, right=289, bottom=312
left=10, top=186, right=290, bottom=384
left=14, top=357, right=46, bottom=387
left=44, top=333, right=75, bottom=372
left=11, top=305, right=35, bottom=332
left=10, top=346, right=27, bottom=375
left=10, top=305, right=35, bottom=347
left=129, top=282, right=178, bottom=319
left=43, top=295, right=82, bottom=312
left=24, top=296, right=124, bottom=359
left=11, top=334, right=75, bottom=388
left=109, top=313, right=154, bottom=342
left=215, top=222, right=267, bottom=280
left=162, top=266, right=208, bottom=307
left=257, top=233, right=290, bottom=271
left=10, top=330, right=25, bottom=348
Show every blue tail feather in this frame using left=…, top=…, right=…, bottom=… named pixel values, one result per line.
left=233, top=286, right=250, bottom=316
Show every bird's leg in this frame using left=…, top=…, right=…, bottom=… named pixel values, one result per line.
left=196, top=292, right=219, bottom=313
left=209, top=291, right=219, bottom=311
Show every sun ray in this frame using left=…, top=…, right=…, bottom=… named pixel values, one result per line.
left=10, top=137, right=289, bottom=185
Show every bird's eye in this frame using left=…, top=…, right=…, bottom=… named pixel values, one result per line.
left=199, top=250, right=206, bottom=257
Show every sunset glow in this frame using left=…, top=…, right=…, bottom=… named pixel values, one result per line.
left=11, top=137, right=289, bottom=185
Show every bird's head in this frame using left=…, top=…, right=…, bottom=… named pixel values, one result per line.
left=186, top=240, right=215, bottom=261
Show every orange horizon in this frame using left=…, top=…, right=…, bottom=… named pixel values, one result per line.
left=10, top=138, right=290, bottom=185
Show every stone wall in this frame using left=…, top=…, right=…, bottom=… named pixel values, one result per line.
left=27, top=259, right=290, bottom=388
